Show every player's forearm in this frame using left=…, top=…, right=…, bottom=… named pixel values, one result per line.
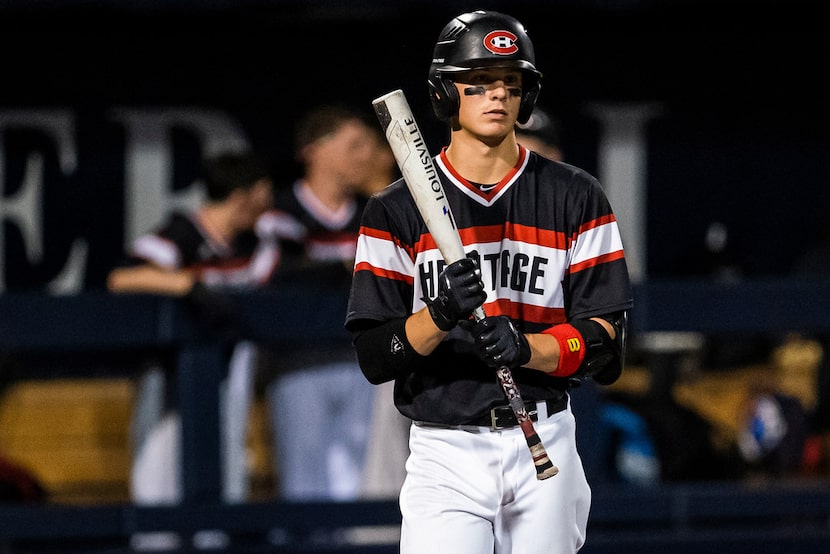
left=107, top=266, right=195, bottom=296
left=525, top=317, right=616, bottom=374
left=404, top=308, right=448, bottom=355
left=524, top=332, right=559, bottom=373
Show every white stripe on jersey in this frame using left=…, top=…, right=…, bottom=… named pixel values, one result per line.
left=294, top=180, right=358, bottom=231
left=131, top=235, right=181, bottom=269
left=256, top=210, right=307, bottom=241
left=248, top=240, right=282, bottom=285
left=571, top=220, right=625, bottom=267
left=308, top=240, right=358, bottom=261
left=355, top=232, right=415, bottom=279
left=199, top=240, right=281, bottom=288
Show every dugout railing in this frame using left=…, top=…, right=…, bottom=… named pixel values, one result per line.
left=0, top=280, right=829, bottom=553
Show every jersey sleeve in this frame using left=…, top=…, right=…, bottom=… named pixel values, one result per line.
left=345, top=184, right=418, bottom=330
left=127, top=213, right=197, bottom=269
left=563, top=170, right=633, bottom=320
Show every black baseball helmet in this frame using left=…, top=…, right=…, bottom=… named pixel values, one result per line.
left=428, top=10, right=542, bottom=124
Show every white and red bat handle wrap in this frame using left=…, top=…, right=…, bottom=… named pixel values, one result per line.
left=474, top=308, right=559, bottom=479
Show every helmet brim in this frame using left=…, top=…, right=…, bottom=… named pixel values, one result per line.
left=435, top=60, right=541, bottom=78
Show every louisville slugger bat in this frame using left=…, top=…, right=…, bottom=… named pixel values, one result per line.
left=372, top=89, right=559, bottom=480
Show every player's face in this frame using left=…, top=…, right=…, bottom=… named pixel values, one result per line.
left=237, top=178, right=274, bottom=229
left=453, top=68, right=522, bottom=139
left=308, top=120, right=377, bottom=191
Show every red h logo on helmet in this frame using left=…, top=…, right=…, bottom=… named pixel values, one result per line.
left=483, top=31, right=519, bottom=55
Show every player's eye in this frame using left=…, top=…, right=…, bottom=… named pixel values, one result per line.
left=459, top=73, right=487, bottom=84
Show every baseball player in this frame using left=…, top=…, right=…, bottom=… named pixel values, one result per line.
left=258, top=105, right=379, bottom=501
left=108, top=151, right=278, bottom=507
left=345, top=10, right=632, bottom=554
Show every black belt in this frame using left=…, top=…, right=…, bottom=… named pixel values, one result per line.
left=415, top=395, right=568, bottom=432
left=472, top=395, right=568, bottom=430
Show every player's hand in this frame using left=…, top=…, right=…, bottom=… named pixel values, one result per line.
left=464, top=315, right=531, bottom=369
left=423, top=257, right=486, bottom=331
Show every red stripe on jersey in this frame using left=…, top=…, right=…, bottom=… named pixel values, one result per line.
left=354, top=261, right=414, bottom=284
left=361, top=225, right=415, bottom=260
left=481, top=299, right=567, bottom=326
left=359, top=225, right=391, bottom=240
left=459, top=224, right=499, bottom=243
left=579, top=213, right=617, bottom=235
left=570, top=250, right=626, bottom=274
left=415, top=232, right=438, bottom=253
left=193, top=255, right=250, bottom=273
left=509, top=222, right=569, bottom=249
left=459, top=222, right=569, bottom=250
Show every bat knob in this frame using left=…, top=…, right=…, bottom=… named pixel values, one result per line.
left=536, top=462, right=560, bottom=480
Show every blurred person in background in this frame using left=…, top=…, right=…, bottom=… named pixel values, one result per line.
left=515, top=105, right=564, bottom=162
left=351, top=126, right=411, bottom=502
left=257, top=104, right=378, bottom=501
left=776, top=217, right=830, bottom=475
left=736, top=376, right=808, bottom=479
left=107, top=151, right=278, bottom=512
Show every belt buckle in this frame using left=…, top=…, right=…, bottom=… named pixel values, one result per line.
left=489, top=403, right=538, bottom=431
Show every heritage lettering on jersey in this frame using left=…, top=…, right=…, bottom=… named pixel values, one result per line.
left=414, top=240, right=566, bottom=320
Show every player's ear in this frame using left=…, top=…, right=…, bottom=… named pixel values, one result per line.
left=428, top=77, right=460, bottom=122
left=295, top=142, right=317, bottom=165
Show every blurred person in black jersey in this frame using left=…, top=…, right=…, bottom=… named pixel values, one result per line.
left=257, top=104, right=379, bottom=501
left=107, top=151, right=278, bottom=510
left=350, top=125, right=412, bottom=501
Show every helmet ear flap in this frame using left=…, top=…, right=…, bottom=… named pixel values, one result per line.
left=428, top=76, right=460, bottom=122
left=517, top=80, right=541, bottom=124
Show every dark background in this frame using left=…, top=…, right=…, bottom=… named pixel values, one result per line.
left=1, top=0, right=828, bottom=287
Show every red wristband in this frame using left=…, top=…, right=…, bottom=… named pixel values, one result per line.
left=542, top=324, right=587, bottom=377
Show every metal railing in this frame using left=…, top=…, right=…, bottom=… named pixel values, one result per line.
left=0, top=280, right=829, bottom=552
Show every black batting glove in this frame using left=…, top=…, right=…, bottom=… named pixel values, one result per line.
left=465, top=315, right=531, bottom=369
left=423, top=257, right=487, bottom=331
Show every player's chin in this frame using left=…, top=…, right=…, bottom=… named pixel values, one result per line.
left=476, top=122, right=515, bottom=141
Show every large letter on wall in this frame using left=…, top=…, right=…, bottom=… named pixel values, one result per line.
left=110, top=108, right=250, bottom=247
left=0, top=110, right=85, bottom=294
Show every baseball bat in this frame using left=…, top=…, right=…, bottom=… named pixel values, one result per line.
left=372, top=89, right=559, bottom=480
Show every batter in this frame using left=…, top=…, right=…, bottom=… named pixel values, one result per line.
left=345, top=10, right=633, bottom=553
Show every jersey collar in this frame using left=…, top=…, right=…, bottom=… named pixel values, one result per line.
left=437, top=145, right=528, bottom=206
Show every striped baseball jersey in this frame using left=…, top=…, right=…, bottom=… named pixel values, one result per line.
left=128, top=211, right=279, bottom=288
left=345, top=145, right=633, bottom=424
left=260, top=180, right=369, bottom=276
